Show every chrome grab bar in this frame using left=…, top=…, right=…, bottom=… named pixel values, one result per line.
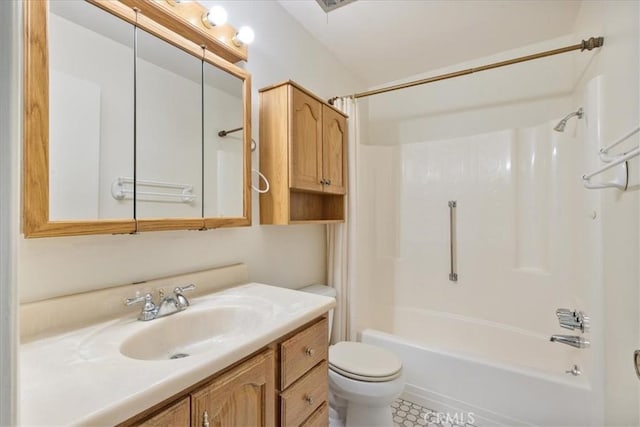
left=448, top=200, right=458, bottom=282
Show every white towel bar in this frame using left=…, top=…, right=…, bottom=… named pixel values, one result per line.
left=600, top=126, right=640, bottom=163
left=583, top=124, right=640, bottom=191
left=582, top=147, right=639, bottom=191
left=111, top=177, right=196, bottom=203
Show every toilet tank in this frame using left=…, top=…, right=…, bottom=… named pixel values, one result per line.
left=298, top=284, right=336, bottom=343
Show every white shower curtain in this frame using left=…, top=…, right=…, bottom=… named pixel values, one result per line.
left=327, top=97, right=358, bottom=343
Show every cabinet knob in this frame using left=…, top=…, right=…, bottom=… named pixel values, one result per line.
left=326, top=179, right=331, bottom=185
left=203, top=410, right=210, bottom=427
left=304, top=394, right=314, bottom=406
left=320, top=179, right=326, bottom=185
left=304, top=346, right=315, bottom=357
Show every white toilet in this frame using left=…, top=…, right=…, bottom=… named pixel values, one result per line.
left=299, top=285, right=405, bottom=427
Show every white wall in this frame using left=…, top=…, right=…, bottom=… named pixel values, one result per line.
left=0, top=1, right=20, bottom=424
left=17, top=1, right=362, bottom=303
left=572, top=2, right=640, bottom=425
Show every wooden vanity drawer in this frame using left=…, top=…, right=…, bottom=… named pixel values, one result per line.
left=300, top=402, right=329, bottom=427
left=280, top=317, right=328, bottom=389
left=280, top=361, right=328, bottom=426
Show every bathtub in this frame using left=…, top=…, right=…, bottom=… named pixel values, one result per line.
left=361, top=308, right=601, bottom=426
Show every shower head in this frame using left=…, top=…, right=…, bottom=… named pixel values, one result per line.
left=554, top=107, right=584, bottom=132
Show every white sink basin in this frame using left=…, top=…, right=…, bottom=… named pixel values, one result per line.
left=120, top=304, right=269, bottom=361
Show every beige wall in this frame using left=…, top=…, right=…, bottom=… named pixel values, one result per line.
left=17, top=1, right=363, bottom=303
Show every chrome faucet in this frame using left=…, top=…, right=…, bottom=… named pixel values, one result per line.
left=550, top=334, right=590, bottom=349
left=125, top=284, right=196, bottom=321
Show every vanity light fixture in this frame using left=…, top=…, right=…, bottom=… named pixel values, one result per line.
left=202, top=5, right=228, bottom=28
left=232, top=26, right=255, bottom=47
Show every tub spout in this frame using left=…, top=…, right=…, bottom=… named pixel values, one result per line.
left=550, top=335, right=590, bottom=349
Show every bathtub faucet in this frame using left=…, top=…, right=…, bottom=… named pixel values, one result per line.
left=555, top=308, right=590, bottom=333
left=550, top=334, right=590, bottom=349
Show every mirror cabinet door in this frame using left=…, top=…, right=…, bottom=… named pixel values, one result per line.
left=24, top=0, right=251, bottom=237
left=203, top=61, right=245, bottom=218
left=135, top=29, right=203, bottom=225
left=48, top=0, right=135, bottom=221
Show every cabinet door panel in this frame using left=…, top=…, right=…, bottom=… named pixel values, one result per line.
left=290, top=88, right=323, bottom=192
left=322, top=106, right=347, bottom=195
left=137, top=397, right=190, bottom=427
left=191, top=350, right=275, bottom=427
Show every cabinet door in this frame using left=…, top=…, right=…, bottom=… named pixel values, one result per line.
left=290, top=87, right=323, bottom=193
left=191, top=350, right=275, bottom=427
left=136, top=397, right=190, bottom=426
left=322, top=106, right=347, bottom=195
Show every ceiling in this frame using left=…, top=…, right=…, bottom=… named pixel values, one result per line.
left=278, top=0, right=582, bottom=88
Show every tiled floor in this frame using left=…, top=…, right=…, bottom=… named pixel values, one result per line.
left=391, top=398, right=475, bottom=427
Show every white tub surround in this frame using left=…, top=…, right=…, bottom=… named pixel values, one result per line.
left=20, top=282, right=335, bottom=426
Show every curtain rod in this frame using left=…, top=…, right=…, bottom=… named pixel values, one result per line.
left=329, top=36, right=604, bottom=104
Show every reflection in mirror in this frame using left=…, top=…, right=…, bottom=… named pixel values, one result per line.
left=203, top=61, right=244, bottom=218
left=48, top=0, right=134, bottom=220
left=135, top=29, right=203, bottom=219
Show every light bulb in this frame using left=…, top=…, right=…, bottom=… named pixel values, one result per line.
left=233, top=26, right=255, bottom=46
left=202, top=5, right=227, bottom=28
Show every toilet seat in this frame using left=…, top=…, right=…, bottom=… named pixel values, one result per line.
left=329, top=342, right=402, bottom=382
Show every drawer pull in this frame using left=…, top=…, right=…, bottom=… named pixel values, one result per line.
left=304, top=394, right=314, bottom=406
left=304, top=347, right=315, bottom=357
left=203, top=410, right=210, bottom=427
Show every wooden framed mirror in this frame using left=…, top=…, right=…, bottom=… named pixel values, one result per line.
left=23, top=0, right=252, bottom=238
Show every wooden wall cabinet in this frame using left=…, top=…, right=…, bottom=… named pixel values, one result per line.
left=260, top=81, right=348, bottom=224
left=123, top=316, right=329, bottom=427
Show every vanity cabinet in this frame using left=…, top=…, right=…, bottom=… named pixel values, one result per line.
left=131, top=350, right=274, bottom=427
left=260, top=81, right=347, bottom=224
left=124, top=317, right=328, bottom=427
left=191, top=349, right=275, bottom=427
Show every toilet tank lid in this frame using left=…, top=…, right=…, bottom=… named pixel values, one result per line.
left=298, top=284, right=337, bottom=298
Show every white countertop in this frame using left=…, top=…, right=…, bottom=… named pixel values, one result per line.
left=20, top=283, right=335, bottom=426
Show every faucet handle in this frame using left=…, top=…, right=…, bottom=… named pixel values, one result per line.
left=174, top=284, right=196, bottom=309
left=125, top=292, right=152, bottom=306
left=174, top=284, right=196, bottom=294
left=124, top=293, right=157, bottom=321
left=556, top=308, right=574, bottom=317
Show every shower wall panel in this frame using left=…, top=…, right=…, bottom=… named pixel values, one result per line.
left=359, top=116, right=591, bottom=338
